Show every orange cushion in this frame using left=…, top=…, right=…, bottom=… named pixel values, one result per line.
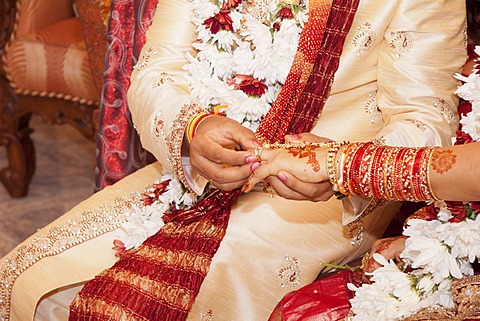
left=4, top=18, right=99, bottom=104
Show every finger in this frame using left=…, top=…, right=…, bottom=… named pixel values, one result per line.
left=192, top=139, right=254, bottom=167
left=242, top=162, right=272, bottom=193
left=275, top=171, right=334, bottom=202
left=201, top=117, right=259, bottom=150
left=267, top=176, right=307, bottom=200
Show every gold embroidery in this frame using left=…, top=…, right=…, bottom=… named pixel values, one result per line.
left=279, top=255, right=301, bottom=288
left=352, top=22, right=376, bottom=56
left=153, top=114, right=165, bottom=143
left=433, top=99, right=458, bottom=125
left=406, top=119, right=427, bottom=131
left=0, top=192, right=145, bottom=321
left=152, top=72, right=175, bottom=88
left=365, top=89, right=381, bottom=124
left=167, top=103, right=206, bottom=192
left=200, top=310, right=214, bottom=321
left=134, top=47, right=158, bottom=70
left=389, top=31, right=414, bottom=58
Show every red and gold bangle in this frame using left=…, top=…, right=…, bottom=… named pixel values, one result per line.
left=186, top=113, right=215, bottom=143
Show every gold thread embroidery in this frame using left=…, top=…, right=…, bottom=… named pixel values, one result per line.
left=0, top=192, right=145, bottom=320
left=152, top=72, right=175, bottom=88
left=365, top=89, right=381, bottom=124
left=433, top=99, right=458, bottom=125
left=167, top=103, right=206, bottom=193
left=352, top=22, right=376, bottom=56
left=200, top=310, right=214, bottom=321
left=279, top=255, right=301, bottom=288
left=389, top=31, right=414, bottom=58
left=134, top=47, right=158, bottom=70
left=406, top=119, right=427, bottom=131
left=153, top=114, right=165, bottom=143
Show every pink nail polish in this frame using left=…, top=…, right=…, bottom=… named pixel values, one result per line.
left=278, top=172, right=287, bottom=182
left=245, top=156, right=257, bottom=163
left=251, top=162, right=261, bottom=171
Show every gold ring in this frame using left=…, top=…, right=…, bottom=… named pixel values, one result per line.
left=254, top=146, right=263, bottom=162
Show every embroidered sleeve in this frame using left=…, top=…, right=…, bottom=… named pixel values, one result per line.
left=127, top=0, right=208, bottom=193
left=374, top=0, right=466, bottom=148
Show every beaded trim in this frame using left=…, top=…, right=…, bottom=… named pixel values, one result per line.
left=365, top=89, right=381, bottom=124
left=167, top=102, right=206, bottom=193
left=0, top=192, right=145, bottom=320
left=433, top=99, right=458, bottom=125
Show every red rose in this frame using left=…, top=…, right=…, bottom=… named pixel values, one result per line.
left=409, top=205, right=438, bottom=221
left=469, top=202, right=480, bottom=214
left=233, top=74, right=268, bottom=97
left=446, top=201, right=467, bottom=222
left=454, top=130, right=474, bottom=145
left=278, top=7, right=294, bottom=20
left=203, top=10, right=234, bottom=34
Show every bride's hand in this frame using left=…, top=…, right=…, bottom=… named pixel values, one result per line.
left=241, top=133, right=331, bottom=194
left=361, top=236, right=408, bottom=282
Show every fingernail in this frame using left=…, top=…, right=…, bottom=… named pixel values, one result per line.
left=251, top=162, right=261, bottom=171
left=253, top=140, right=261, bottom=147
left=245, top=156, right=257, bottom=163
left=278, top=172, right=287, bottom=182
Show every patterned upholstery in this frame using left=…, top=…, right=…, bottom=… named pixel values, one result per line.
left=3, top=0, right=99, bottom=105
left=0, top=0, right=110, bottom=197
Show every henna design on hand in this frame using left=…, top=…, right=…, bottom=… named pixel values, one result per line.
left=287, top=147, right=320, bottom=172
left=431, top=149, right=457, bottom=175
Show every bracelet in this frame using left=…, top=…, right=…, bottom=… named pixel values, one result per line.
left=326, top=141, right=350, bottom=190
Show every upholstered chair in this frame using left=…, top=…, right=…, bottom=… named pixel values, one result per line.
left=0, top=0, right=107, bottom=197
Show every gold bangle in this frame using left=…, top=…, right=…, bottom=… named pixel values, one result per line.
left=326, top=141, right=350, bottom=187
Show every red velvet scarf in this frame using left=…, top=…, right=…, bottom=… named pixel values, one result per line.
left=70, top=0, right=360, bottom=320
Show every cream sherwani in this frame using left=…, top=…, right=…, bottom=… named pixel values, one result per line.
left=0, top=0, right=466, bottom=320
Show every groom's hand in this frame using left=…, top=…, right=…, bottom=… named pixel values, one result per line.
left=189, top=116, right=259, bottom=191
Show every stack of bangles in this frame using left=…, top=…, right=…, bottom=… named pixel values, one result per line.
left=330, top=142, right=439, bottom=202
left=186, top=108, right=226, bottom=143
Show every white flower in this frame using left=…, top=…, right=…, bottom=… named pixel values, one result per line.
left=437, top=207, right=452, bottom=222
left=115, top=202, right=166, bottom=250
left=400, top=235, right=462, bottom=282
left=191, top=0, right=219, bottom=21
left=348, top=254, right=423, bottom=321
left=460, top=112, right=480, bottom=141
left=440, top=218, right=480, bottom=263
left=455, top=71, right=480, bottom=106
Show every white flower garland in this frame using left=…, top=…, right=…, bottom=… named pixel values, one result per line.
left=348, top=46, right=480, bottom=321
left=115, top=0, right=307, bottom=250
left=184, top=0, right=307, bottom=130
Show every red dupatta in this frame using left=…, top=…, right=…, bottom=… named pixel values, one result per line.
left=70, top=0, right=360, bottom=319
